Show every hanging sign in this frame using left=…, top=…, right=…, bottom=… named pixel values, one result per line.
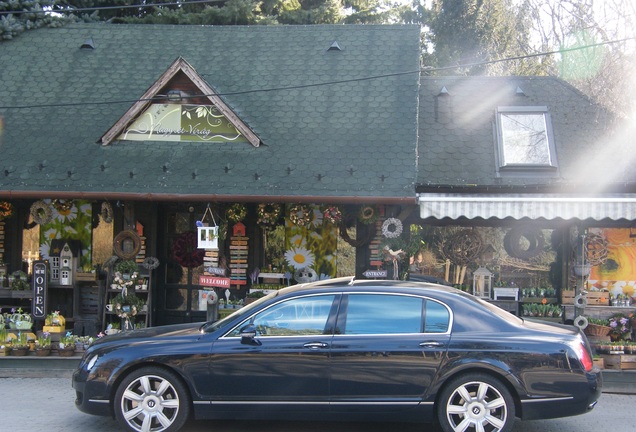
left=32, top=260, right=48, bottom=319
left=199, top=275, right=231, bottom=288
left=362, top=270, right=387, bottom=278
left=205, top=266, right=226, bottom=276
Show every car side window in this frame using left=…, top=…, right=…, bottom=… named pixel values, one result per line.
left=424, top=300, right=450, bottom=333
left=229, top=295, right=337, bottom=337
left=343, top=294, right=423, bottom=335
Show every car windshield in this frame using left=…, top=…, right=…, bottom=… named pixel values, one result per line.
left=201, top=291, right=279, bottom=332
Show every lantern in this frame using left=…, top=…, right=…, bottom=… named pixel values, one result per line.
left=472, top=267, right=492, bottom=299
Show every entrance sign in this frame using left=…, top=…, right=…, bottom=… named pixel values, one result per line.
left=363, top=270, right=387, bottom=278
left=32, top=260, right=48, bottom=319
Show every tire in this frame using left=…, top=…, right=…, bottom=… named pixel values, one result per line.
left=113, top=367, right=191, bottom=432
left=437, top=373, right=515, bottom=432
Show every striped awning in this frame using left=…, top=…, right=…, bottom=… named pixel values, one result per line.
left=417, top=193, right=636, bottom=221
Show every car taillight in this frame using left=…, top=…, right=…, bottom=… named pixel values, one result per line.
left=576, top=341, right=593, bottom=372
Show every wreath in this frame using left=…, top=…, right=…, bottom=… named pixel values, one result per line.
left=504, top=227, right=544, bottom=260
left=30, top=200, right=53, bottom=225
left=172, top=231, right=204, bottom=268
left=358, top=205, right=379, bottom=225
left=101, top=202, right=114, bottom=223
left=257, top=203, right=282, bottom=227
left=323, top=206, right=343, bottom=225
left=52, top=199, right=73, bottom=213
left=142, top=256, right=160, bottom=270
left=0, top=201, right=14, bottom=221
left=382, top=218, right=403, bottom=239
left=113, top=230, right=142, bottom=260
left=110, top=293, right=145, bottom=318
left=289, top=204, right=312, bottom=227
left=226, top=203, right=247, bottom=223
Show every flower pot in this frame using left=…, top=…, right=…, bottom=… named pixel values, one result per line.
left=11, top=347, right=29, bottom=356
left=35, top=348, right=51, bottom=357
left=58, top=347, right=76, bottom=357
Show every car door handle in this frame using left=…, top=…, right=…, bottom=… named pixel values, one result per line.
left=419, top=341, right=443, bottom=348
left=303, top=342, right=329, bottom=350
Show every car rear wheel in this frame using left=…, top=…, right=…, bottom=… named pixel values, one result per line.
left=114, top=367, right=190, bottom=432
left=437, top=373, right=515, bottom=432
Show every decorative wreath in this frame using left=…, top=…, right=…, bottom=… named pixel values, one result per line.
left=504, top=227, right=544, bottom=260
left=113, top=230, right=142, bottom=260
left=257, top=203, right=282, bottom=227
left=358, top=205, right=379, bottom=225
left=0, top=201, right=14, bottom=221
left=172, top=231, right=204, bottom=268
left=382, top=218, right=403, bottom=239
left=142, top=256, right=160, bottom=271
left=30, top=200, right=53, bottom=225
left=293, top=267, right=318, bottom=283
left=110, top=293, right=144, bottom=318
left=573, top=315, right=589, bottom=330
left=226, top=203, right=247, bottom=223
left=52, top=199, right=74, bottom=213
left=289, top=204, right=312, bottom=227
left=101, top=202, right=114, bottom=223
left=323, top=206, right=343, bottom=225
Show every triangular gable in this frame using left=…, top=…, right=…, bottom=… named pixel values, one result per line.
left=100, top=57, right=260, bottom=147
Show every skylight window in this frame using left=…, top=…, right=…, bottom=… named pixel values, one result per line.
left=495, top=106, right=557, bottom=175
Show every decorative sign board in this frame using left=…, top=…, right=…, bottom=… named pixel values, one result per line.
left=205, top=266, right=226, bottom=276
left=199, top=276, right=231, bottom=288
left=363, top=270, right=387, bottom=278
left=32, top=260, right=48, bottom=318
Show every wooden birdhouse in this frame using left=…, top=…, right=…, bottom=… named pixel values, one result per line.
left=233, top=222, right=246, bottom=237
left=472, top=267, right=493, bottom=299
left=49, top=239, right=80, bottom=286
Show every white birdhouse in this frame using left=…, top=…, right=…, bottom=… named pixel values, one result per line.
left=59, top=243, right=75, bottom=286
left=472, top=267, right=492, bottom=299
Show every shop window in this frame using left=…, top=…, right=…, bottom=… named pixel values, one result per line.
left=495, top=106, right=558, bottom=176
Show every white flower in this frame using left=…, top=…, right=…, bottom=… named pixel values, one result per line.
left=285, top=247, right=315, bottom=269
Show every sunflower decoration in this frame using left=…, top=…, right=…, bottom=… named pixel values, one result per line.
left=284, top=247, right=315, bottom=269
left=0, top=201, right=14, bottom=221
left=358, top=205, right=379, bottom=225
left=323, top=206, right=343, bottom=225
left=257, top=203, right=282, bottom=227
left=289, top=204, right=312, bottom=227
left=226, top=203, right=247, bottom=223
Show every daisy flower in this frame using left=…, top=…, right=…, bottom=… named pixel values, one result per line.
left=284, top=247, right=315, bottom=269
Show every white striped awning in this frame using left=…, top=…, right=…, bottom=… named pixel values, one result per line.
left=417, top=193, right=636, bottom=221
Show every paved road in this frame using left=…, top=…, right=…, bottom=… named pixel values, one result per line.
left=1, top=377, right=632, bottom=432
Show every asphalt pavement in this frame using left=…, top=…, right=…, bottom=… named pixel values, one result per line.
left=1, top=377, right=633, bottom=432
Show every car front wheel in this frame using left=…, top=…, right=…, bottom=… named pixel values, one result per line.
left=437, top=373, right=515, bottom=432
left=114, top=367, right=190, bottom=432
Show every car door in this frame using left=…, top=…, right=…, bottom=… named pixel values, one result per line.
left=200, top=293, right=339, bottom=414
left=329, top=293, right=451, bottom=414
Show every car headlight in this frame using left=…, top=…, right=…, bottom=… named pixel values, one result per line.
left=86, top=354, right=99, bottom=371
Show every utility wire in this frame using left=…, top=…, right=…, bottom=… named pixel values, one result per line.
left=0, top=1, right=226, bottom=15
left=0, top=36, right=634, bottom=110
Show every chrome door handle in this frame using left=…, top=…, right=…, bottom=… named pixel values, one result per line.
left=419, top=341, right=443, bottom=348
left=304, top=342, right=329, bottom=349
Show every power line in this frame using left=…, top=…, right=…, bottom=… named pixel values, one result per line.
left=0, top=36, right=633, bottom=111
left=0, top=1, right=226, bottom=15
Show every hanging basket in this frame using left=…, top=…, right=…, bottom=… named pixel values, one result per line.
left=584, top=323, right=611, bottom=337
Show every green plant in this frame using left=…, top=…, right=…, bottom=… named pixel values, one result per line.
left=11, top=332, right=29, bottom=349
left=588, top=318, right=610, bottom=327
left=37, top=331, right=51, bottom=349
left=247, top=290, right=267, bottom=299
left=59, top=331, right=75, bottom=348
left=115, top=259, right=138, bottom=274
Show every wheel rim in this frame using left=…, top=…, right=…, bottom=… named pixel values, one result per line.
left=445, top=380, right=508, bottom=432
left=120, top=374, right=181, bottom=432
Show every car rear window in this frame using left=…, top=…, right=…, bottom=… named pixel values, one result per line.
left=343, top=294, right=424, bottom=334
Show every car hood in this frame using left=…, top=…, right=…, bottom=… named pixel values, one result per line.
left=94, top=322, right=204, bottom=347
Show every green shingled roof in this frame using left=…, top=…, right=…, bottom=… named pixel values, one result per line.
left=0, top=24, right=421, bottom=203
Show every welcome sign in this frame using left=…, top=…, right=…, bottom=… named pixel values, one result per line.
left=119, top=104, right=248, bottom=143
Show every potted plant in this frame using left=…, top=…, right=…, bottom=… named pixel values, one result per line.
left=44, top=310, right=66, bottom=333
left=35, top=331, right=52, bottom=356
left=608, top=313, right=632, bottom=341
left=58, top=332, right=76, bottom=356
left=10, top=332, right=30, bottom=356
left=0, top=327, right=10, bottom=356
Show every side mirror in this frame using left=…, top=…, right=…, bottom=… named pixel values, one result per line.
left=239, top=324, right=261, bottom=346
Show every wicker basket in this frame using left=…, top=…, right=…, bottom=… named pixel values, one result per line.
left=585, top=323, right=611, bottom=337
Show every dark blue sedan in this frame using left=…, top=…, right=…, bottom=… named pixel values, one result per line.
left=73, top=277, right=601, bottom=432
